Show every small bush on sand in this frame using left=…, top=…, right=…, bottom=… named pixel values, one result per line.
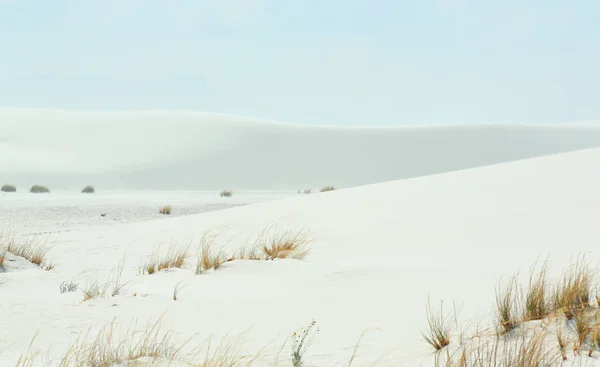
left=320, top=186, right=335, bottom=192
left=159, top=205, right=172, bottom=215
left=422, top=299, right=451, bottom=352
left=30, top=185, right=50, bottom=193
left=256, top=225, right=312, bottom=261
left=220, top=190, right=233, bottom=197
left=81, top=185, right=95, bottom=194
left=1, top=184, right=16, bottom=192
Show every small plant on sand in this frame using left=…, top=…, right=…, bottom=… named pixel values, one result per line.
left=5, top=234, right=53, bottom=270
left=30, top=185, right=50, bottom=193
left=423, top=299, right=451, bottom=352
left=142, top=243, right=189, bottom=274
left=1, top=184, right=16, bottom=192
left=573, top=309, right=591, bottom=354
left=173, top=281, right=185, bottom=301
left=496, top=276, right=520, bottom=334
left=524, top=260, right=550, bottom=321
left=159, top=205, right=172, bottom=215
left=81, top=185, right=95, bottom=193
left=291, top=320, right=319, bottom=367
left=60, top=281, right=79, bottom=294
left=195, top=231, right=227, bottom=274
left=320, top=186, right=335, bottom=192
left=256, top=225, right=312, bottom=261
left=553, top=256, right=592, bottom=319
left=220, top=190, right=233, bottom=197
left=557, top=324, right=568, bottom=361
left=82, top=277, right=109, bottom=302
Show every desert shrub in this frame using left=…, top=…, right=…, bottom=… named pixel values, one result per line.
left=1, top=184, right=16, bottom=192
left=81, top=185, right=95, bottom=194
left=159, top=205, right=172, bottom=215
left=220, top=190, right=233, bottom=197
left=30, top=185, right=50, bottom=193
left=320, top=186, right=335, bottom=192
left=304, top=189, right=312, bottom=194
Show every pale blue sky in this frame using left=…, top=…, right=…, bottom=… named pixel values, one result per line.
left=0, top=0, right=598, bottom=125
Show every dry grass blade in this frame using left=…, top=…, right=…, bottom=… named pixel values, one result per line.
left=557, top=324, right=568, bottom=360
left=423, top=298, right=451, bottom=352
left=191, top=333, right=261, bottom=367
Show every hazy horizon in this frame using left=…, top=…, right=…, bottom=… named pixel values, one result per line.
left=1, top=0, right=598, bottom=126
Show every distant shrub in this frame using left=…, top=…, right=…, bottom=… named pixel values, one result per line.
left=304, top=189, right=312, bottom=194
left=1, top=184, right=16, bottom=192
left=30, top=185, right=50, bottom=193
left=320, top=186, right=335, bottom=192
left=220, top=190, right=233, bottom=197
left=81, top=185, right=95, bottom=194
left=159, top=205, right=172, bottom=215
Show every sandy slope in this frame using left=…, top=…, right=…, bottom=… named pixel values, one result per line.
left=2, top=147, right=600, bottom=366
left=2, top=108, right=600, bottom=190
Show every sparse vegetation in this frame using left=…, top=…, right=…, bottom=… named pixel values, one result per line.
left=60, top=281, right=79, bottom=294
left=142, top=243, right=189, bottom=274
left=195, top=231, right=227, bottom=274
left=320, top=186, right=335, bottom=192
left=0, top=245, right=6, bottom=267
left=291, top=320, right=319, bottom=367
left=173, top=281, right=185, bottom=301
left=220, top=190, right=233, bottom=197
left=255, top=225, right=312, bottom=261
left=3, top=233, right=53, bottom=270
left=159, top=205, right=172, bottom=215
left=423, top=299, right=451, bottom=352
left=524, top=260, right=550, bottom=321
left=495, top=276, right=520, bottom=334
left=30, top=185, right=50, bottom=193
left=81, top=185, right=95, bottom=193
left=1, top=184, right=16, bottom=192
left=552, top=256, right=591, bottom=319
left=81, top=277, right=109, bottom=302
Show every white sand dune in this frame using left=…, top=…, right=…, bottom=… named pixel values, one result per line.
left=2, top=146, right=600, bottom=365
left=2, top=108, right=600, bottom=190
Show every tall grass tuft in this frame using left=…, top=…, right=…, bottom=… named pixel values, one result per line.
left=196, top=231, right=227, bottom=274
left=423, top=299, right=451, bottom=352
left=552, top=256, right=592, bottom=319
left=524, top=260, right=550, bottom=321
left=256, top=225, right=312, bottom=261
left=495, top=276, right=520, bottom=335
left=4, top=233, right=53, bottom=270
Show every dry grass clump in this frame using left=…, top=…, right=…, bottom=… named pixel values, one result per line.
left=30, top=184, right=50, bottom=193
left=523, top=261, right=550, bottom=321
left=0, top=245, right=6, bottom=267
left=552, top=256, right=592, bottom=319
left=320, top=186, right=335, bottom=192
left=81, top=185, right=95, bottom=193
left=220, top=190, right=233, bottom=197
left=495, top=276, right=521, bottom=335
left=423, top=299, right=451, bottom=352
left=82, top=277, right=110, bottom=302
left=255, top=225, right=312, bottom=261
left=141, top=243, right=189, bottom=274
left=159, top=205, right=172, bottom=215
left=1, top=184, right=16, bottom=192
left=196, top=231, right=227, bottom=274
left=3, top=233, right=54, bottom=270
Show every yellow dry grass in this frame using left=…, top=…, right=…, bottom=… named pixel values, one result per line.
left=255, top=225, right=312, bottom=261
left=159, top=205, right=172, bottom=215
left=2, top=231, right=53, bottom=270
